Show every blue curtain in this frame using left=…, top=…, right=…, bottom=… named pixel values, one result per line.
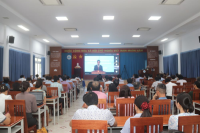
left=181, top=48, right=200, bottom=78
left=33, top=55, right=35, bottom=79
left=62, top=53, right=72, bottom=77
left=120, top=52, right=147, bottom=79
left=0, top=46, right=3, bottom=81
left=41, top=57, right=45, bottom=76
left=9, top=49, right=30, bottom=81
left=163, top=54, right=178, bottom=76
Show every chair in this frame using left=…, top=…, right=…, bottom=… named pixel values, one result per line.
left=98, top=99, right=107, bottom=109
left=176, top=83, right=180, bottom=86
left=131, top=91, right=144, bottom=98
left=5, top=100, right=37, bottom=133
left=72, top=120, right=107, bottom=133
left=45, top=84, right=51, bottom=88
left=62, top=84, right=70, bottom=107
left=172, top=86, right=185, bottom=97
left=130, top=87, right=135, bottom=91
left=30, top=87, right=36, bottom=91
left=8, top=91, right=21, bottom=99
left=178, top=115, right=200, bottom=133
left=118, top=84, right=125, bottom=89
left=149, top=100, right=171, bottom=115
left=184, top=85, right=194, bottom=93
left=108, top=92, right=119, bottom=103
left=130, top=117, right=163, bottom=133
left=116, top=98, right=135, bottom=116
left=193, top=89, right=200, bottom=100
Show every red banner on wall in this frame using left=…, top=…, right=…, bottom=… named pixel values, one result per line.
left=72, top=53, right=84, bottom=78
left=62, top=48, right=146, bottom=53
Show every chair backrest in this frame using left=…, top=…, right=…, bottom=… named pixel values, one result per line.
left=149, top=100, right=171, bottom=115
left=98, top=99, right=107, bottom=109
left=42, top=82, right=46, bottom=85
left=176, top=83, right=180, bottom=86
left=116, top=98, right=135, bottom=116
left=131, top=91, right=145, bottom=98
left=45, top=84, right=51, bottom=88
left=5, top=100, right=29, bottom=133
left=178, top=115, right=200, bottom=133
left=193, top=89, right=200, bottom=100
left=15, top=81, right=22, bottom=84
left=184, top=85, right=194, bottom=93
left=183, top=82, right=192, bottom=86
left=171, top=81, right=176, bottom=84
left=8, top=91, right=21, bottom=99
left=108, top=92, right=119, bottom=103
left=69, top=82, right=73, bottom=88
left=47, top=87, right=58, bottom=96
left=30, top=87, right=36, bottom=91
left=62, top=84, right=68, bottom=92
left=172, top=86, right=184, bottom=95
left=72, top=120, right=108, bottom=133
left=130, top=117, right=163, bottom=133
left=130, top=87, right=135, bottom=91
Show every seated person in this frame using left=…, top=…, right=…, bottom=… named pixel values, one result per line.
left=92, top=81, right=107, bottom=100
left=34, top=74, right=39, bottom=80
left=70, top=92, right=117, bottom=127
left=117, top=74, right=124, bottom=84
left=86, top=81, right=93, bottom=92
left=189, top=81, right=200, bottom=99
left=26, top=77, right=33, bottom=87
left=58, top=75, right=63, bottom=82
left=165, top=78, right=177, bottom=99
left=151, top=76, right=162, bottom=90
left=41, top=75, right=46, bottom=81
left=18, top=75, right=26, bottom=81
left=45, top=76, right=53, bottom=84
left=3, top=78, right=10, bottom=90
left=12, top=82, right=20, bottom=91
left=160, top=74, right=165, bottom=81
left=113, top=79, right=119, bottom=87
left=126, top=78, right=133, bottom=87
left=0, top=85, right=12, bottom=113
left=136, top=74, right=143, bottom=82
left=61, top=76, right=72, bottom=93
left=133, top=82, right=141, bottom=91
left=0, top=112, right=11, bottom=125
left=16, top=81, right=38, bottom=128
left=109, top=83, right=118, bottom=92
left=97, top=74, right=103, bottom=82
left=148, top=74, right=153, bottom=80
left=168, top=93, right=197, bottom=130
left=104, top=77, right=113, bottom=91
left=171, top=75, right=177, bottom=81
left=176, top=75, right=187, bottom=85
left=93, top=77, right=99, bottom=81
left=121, top=95, right=152, bottom=133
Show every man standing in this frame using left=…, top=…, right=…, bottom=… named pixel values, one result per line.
left=94, top=60, right=103, bottom=71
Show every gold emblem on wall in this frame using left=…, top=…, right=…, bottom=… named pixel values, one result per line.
left=79, top=55, right=82, bottom=59
left=73, top=55, right=77, bottom=59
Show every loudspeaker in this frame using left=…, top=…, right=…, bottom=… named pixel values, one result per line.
left=47, top=51, right=50, bottom=55
left=9, top=36, right=15, bottom=44
left=158, top=50, right=162, bottom=55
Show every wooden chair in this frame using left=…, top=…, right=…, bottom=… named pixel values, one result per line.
left=116, top=98, right=135, bottom=116
left=131, top=91, right=145, bottom=98
left=108, top=92, right=119, bottom=103
left=15, top=81, right=22, bottom=84
left=149, top=100, right=171, bottom=115
left=129, top=87, right=135, bottom=91
left=176, top=82, right=180, bottom=86
left=5, top=100, right=37, bottom=133
left=130, top=117, right=163, bottom=133
left=8, top=91, right=21, bottom=99
left=30, top=87, right=36, bottom=91
left=193, top=89, right=200, bottom=100
left=72, top=120, right=107, bottom=133
left=45, top=84, right=51, bottom=88
left=183, top=82, right=192, bottom=86
left=178, top=115, right=200, bottom=133
left=172, top=86, right=185, bottom=96
left=62, top=84, right=70, bottom=107
left=98, top=99, right=107, bottom=109
left=184, top=85, right=194, bottom=93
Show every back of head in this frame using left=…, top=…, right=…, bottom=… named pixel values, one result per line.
left=165, top=78, right=171, bottom=83
left=119, top=85, right=131, bottom=98
left=117, top=74, right=121, bottom=79
left=155, top=76, right=160, bottom=81
left=20, top=75, right=24, bottom=78
left=3, top=78, right=9, bottom=83
left=106, top=76, right=109, bottom=81
left=160, top=74, right=163, bottom=78
left=54, top=76, right=59, bottom=82
left=177, top=92, right=194, bottom=113
left=35, top=80, right=43, bottom=88
left=93, top=77, right=99, bottom=81
left=91, top=81, right=100, bottom=91
left=19, top=81, right=30, bottom=93
left=62, top=76, right=67, bottom=81
left=113, top=79, right=119, bottom=87
left=178, top=75, right=183, bottom=79
left=97, top=74, right=102, bottom=80
left=46, top=76, right=49, bottom=80
left=83, top=91, right=98, bottom=106
left=194, top=81, right=200, bottom=89
left=12, top=82, right=20, bottom=91
left=72, top=75, right=75, bottom=79
left=0, top=85, right=8, bottom=93
left=36, top=74, right=39, bottom=78
left=43, top=75, right=45, bottom=78
left=139, top=74, right=142, bottom=77
left=49, top=76, right=52, bottom=80
left=109, top=83, right=118, bottom=92
left=87, top=82, right=93, bottom=91
left=26, top=77, right=31, bottom=82
left=109, top=77, right=113, bottom=81
left=134, top=74, right=139, bottom=78
left=171, top=75, right=175, bottom=79
left=66, top=76, right=70, bottom=80
left=127, top=78, right=133, bottom=84
left=133, top=82, right=141, bottom=90
left=156, top=84, right=166, bottom=94
left=149, top=74, right=152, bottom=77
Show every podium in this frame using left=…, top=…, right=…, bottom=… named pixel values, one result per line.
left=91, top=70, right=106, bottom=74
left=74, top=67, right=81, bottom=77
left=138, top=69, right=152, bottom=77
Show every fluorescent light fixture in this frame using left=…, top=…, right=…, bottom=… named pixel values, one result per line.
left=87, top=43, right=99, bottom=44
left=161, top=0, right=184, bottom=5
left=161, top=38, right=168, bottom=42
left=56, top=16, right=68, bottom=21
left=64, top=28, right=77, bottom=31
left=71, top=35, right=79, bottom=38
left=102, top=35, right=110, bottom=37
left=132, top=35, right=140, bottom=37
left=18, top=25, right=29, bottom=31
left=137, top=27, right=151, bottom=31
left=43, top=39, right=49, bottom=42
left=109, top=43, right=121, bottom=44
left=39, top=0, right=62, bottom=6
left=148, top=16, right=161, bottom=20
left=103, top=16, right=114, bottom=20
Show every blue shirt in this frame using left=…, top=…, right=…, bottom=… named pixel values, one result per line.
left=5, top=83, right=10, bottom=90
left=158, top=97, right=173, bottom=111
left=126, top=83, right=134, bottom=87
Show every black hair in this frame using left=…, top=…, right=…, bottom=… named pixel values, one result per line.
left=87, top=82, right=93, bottom=91
left=43, top=75, right=45, bottom=77
left=149, top=74, right=152, bottom=77
left=156, top=84, right=166, bottom=94
left=97, top=60, right=100, bottom=62
left=133, top=82, right=141, bottom=90
left=72, top=75, right=76, bottom=78
left=20, top=75, right=24, bottom=78
left=178, top=75, right=183, bottom=79
left=109, top=77, right=113, bottom=81
left=165, top=78, right=171, bottom=83
left=3, top=78, right=9, bottom=83
left=97, top=74, right=102, bottom=80
left=66, top=76, right=70, bottom=79
left=119, top=85, right=131, bottom=98
left=106, top=76, right=110, bottom=81
left=171, top=75, right=175, bottom=79
left=0, top=85, right=8, bottom=93
left=45, top=76, right=49, bottom=80
left=113, top=79, right=119, bottom=87
left=54, top=76, right=59, bottom=82
left=127, top=78, right=133, bottom=83
left=36, top=74, right=39, bottom=78
left=194, top=81, right=200, bottom=88
left=91, top=81, right=100, bottom=91
left=160, top=74, right=163, bottom=77
left=58, top=75, right=61, bottom=78
left=155, top=76, right=160, bottom=81
left=139, top=74, right=143, bottom=77
left=196, top=77, right=200, bottom=82
left=94, top=77, right=99, bottom=81
left=19, top=81, right=30, bottom=93
left=177, top=92, right=194, bottom=113
left=26, top=77, right=32, bottom=82
left=117, top=74, right=121, bottom=78
left=83, top=91, right=98, bottom=106
left=12, top=82, right=20, bottom=91
left=35, top=79, right=43, bottom=88
left=176, top=73, right=179, bottom=77
left=109, top=83, right=118, bottom=92
left=134, top=74, right=139, bottom=78
left=62, top=76, right=67, bottom=81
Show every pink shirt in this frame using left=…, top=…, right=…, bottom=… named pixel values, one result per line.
left=93, top=91, right=107, bottom=100
left=61, top=81, right=71, bottom=93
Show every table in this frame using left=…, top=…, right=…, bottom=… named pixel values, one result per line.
left=0, top=116, right=24, bottom=133
left=46, top=96, right=59, bottom=125
left=32, top=103, right=46, bottom=129
left=193, top=100, right=200, bottom=113
left=61, top=91, right=68, bottom=113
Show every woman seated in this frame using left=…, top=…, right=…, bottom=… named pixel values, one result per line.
left=16, top=81, right=38, bottom=128
left=0, top=85, right=12, bottom=113
left=0, top=112, right=11, bottom=125
left=168, top=92, right=197, bottom=130
left=86, top=81, right=93, bottom=92
left=121, top=95, right=152, bottom=133
left=109, top=83, right=118, bottom=92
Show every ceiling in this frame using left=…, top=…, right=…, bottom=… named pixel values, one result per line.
left=0, top=0, right=200, bottom=48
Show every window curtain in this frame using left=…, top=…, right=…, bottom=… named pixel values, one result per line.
left=62, top=53, right=72, bottom=77
left=120, top=52, right=147, bottom=79
left=9, top=49, right=30, bottom=81
left=41, top=57, right=45, bottom=76
left=33, top=55, right=35, bottom=79
left=163, top=54, right=178, bottom=76
left=0, top=46, right=3, bottom=82
left=181, top=48, right=200, bottom=78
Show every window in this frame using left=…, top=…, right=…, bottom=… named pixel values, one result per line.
left=35, top=57, right=42, bottom=77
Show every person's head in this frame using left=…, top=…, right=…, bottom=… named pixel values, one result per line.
left=156, top=84, right=166, bottom=97
left=0, top=85, right=9, bottom=94
left=35, top=80, right=43, bottom=89
left=127, top=78, right=133, bottom=84
left=49, top=76, right=52, bottom=80
left=46, top=76, right=49, bottom=80
left=165, top=78, right=171, bottom=84
left=97, top=60, right=100, bottom=65
left=58, top=75, right=61, bottom=78
left=178, top=75, right=183, bottom=80
left=26, top=77, right=32, bottom=83
left=117, top=74, right=121, bottom=79
left=155, top=76, right=160, bottom=81
left=149, top=74, right=152, bottom=78
left=3, top=78, right=9, bottom=84
left=171, top=75, right=175, bottom=79
left=66, top=76, right=70, bottom=80
left=36, top=74, right=39, bottom=78
left=119, top=85, right=131, bottom=98
left=62, top=76, right=67, bottom=81
left=97, top=74, right=102, bottom=80
left=176, top=92, right=194, bottom=113
left=133, top=82, right=141, bottom=90
left=134, top=95, right=152, bottom=117
left=83, top=92, right=98, bottom=107
left=54, top=76, right=59, bottom=82
left=194, top=81, right=200, bottom=90
left=109, top=77, right=113, bottom=81
left=109, top=83, right=118, bottom=92
left=144, top=74, right=148, bottom=79
left=196, top=77, right=200, bottom=82
left=176, top=73, right=179, bottom=77
left=43, top=75, right=45, bottom=78
left=20, top=75, right=24, bottom=78
left=91, top=81, right=100, bottom=91
left=134, top=74, right=139, bottom=78
left=139, top=74, right=142, bottom=77
left=113, top=79, right=119, bottom=87
left=106, top=76, right=109, bottom=81
left=72, top=75, right=76, bottom=79
left=12, top=82, right=20, bottom=91
left=93, top=77, right=99, bottom=81
left=87, top=82, right=93, bottom=91
left=160, top=74, right=164, bottom=78
left=19, top=81, right=30, bottom=93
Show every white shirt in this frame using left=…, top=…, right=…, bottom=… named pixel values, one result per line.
left=45, top=80, right=53, bottom=84
left=0, top=94, right=12, bottom=113
left=119, top=79, right=124, bottom=84
left=151, top=81, right=162, bottom=89
left=30, top=83, right=33, bottom=87
left=161, top=77, right=165, bottom=81
left=171, top=79, right=177, bottom=81
left=166, top=82, right=177, bottom=96
left=0, top=112, right=6, bottom=124
left=18, top=78, right=26, bottom=81
left=177, top=79, right=187, bottom=86
left=72, top=105, right=115, bottom=126
left=148, top=77, right=153, bottom=80
left=136, top=77, right=143, bottom=82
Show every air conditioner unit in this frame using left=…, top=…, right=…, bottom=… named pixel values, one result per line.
left=39, top=0, right=62, bottom=6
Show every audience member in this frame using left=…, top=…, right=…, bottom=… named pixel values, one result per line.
left=148, top=74, right=153, bottom=80
left=12, top=82, right=20, bottom=91
left=87, top=81, right=93, bottom=92
left=34, top=74, right=39, bottom=80
left=189, top=81, right=200, bottom=99
left=105, top=76, right=113, bottom=91
left=133, top=82, right=141, bottom=91
left=0, top=85, right=12, bottom=113
left=151, top=76, right=162, bottom=90
left=117, top=74, right=124, bottom=84
left=119, top=85, right=132, bottom=98
left=45, top=76, right=53, bottom=84
left=66, top=76, right=75, bottom=88
left=0, top=112, right=11, bottom=125
left=41, top=75, right=46, bottom=81
left=26, top=77, right=33, bottom=87
left=136, top=74, right=143, bottom=82
left=175, top=74, right=179, bottom=81
left=3, top=78, right=10, bottom=90
left=160, top=74, right=165, bottom=81
left=18, top=75, right=26, bottom=81
left=113, top=79, right=119, bottom=87
left=93, top=77, right=99, bottom=81
left=37, top=79, right=47, bottom=92
left=109, top=83, right=118, bottom=92
left=92, top=81, right=107, bottom=100
left=58, top=75, right=63, bottom=82
left=61, top=76, right=72, bottom=93
left=168, top=93, right=196, bottom=130
left=165, top=78, right=177, bottom=99
left=126, top=78, right=133, bottom=87
left=171, top=75, right=177, bottom=81
left=176, top=75, right=187, bottom=85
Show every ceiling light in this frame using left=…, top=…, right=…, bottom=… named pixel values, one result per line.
left=124, top=43, right=133, bottom=45
left=109, top=43, right=121, bottom=44
left=43, top=39, right=49, bottom=42
left=76, top=43, right=84, bottom=45
left=161, top=0, right=184, bottom=5
left=18, top=25, right=29, bottom=31
left=3, top=17, right=9, bottom=19
left=148, top=16, right=161, bottom=20
left=137, top=27, right=151, bottom=31
left=71, top=35, right=79, bottom=38
left=161, top=38, right=168, bottom=42
left=103, top=16, right=114, bottom=20
left=102, top=35, right=110, bottom=37
left=87, top=43, right=99, bottom=44
left=132, top=35, right=140, bottom=37
left=56, top=16, right=68, bottom=21
left=64, top=28, right=77, bottom=31
left=39, top=0, right=62, bottom=6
